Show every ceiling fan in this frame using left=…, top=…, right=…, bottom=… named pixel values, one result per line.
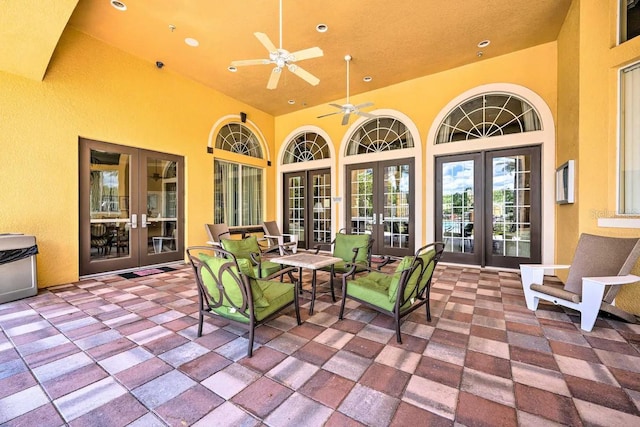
left=317, top=55, right=376, bottom=126
left=230, top=0, right=323, bottom=90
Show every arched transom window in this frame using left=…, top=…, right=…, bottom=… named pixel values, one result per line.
left=436, top=93, right=541, bottom=144
left=215, top=123, right=263, bottom=158
left=283, top=132, right=330, bottom=164
left=346, top=117, right=414, bottom=155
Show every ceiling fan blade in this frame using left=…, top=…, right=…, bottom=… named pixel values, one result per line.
left=354, top=101, right=374, bottom=109
left=289, top=46, right=324, bottom=62
left=329, top=103, right=344, bottom=109
left=254, top=32, right=277, bottom=52
left=266, top=67, right=282, bottom=90
left=288, top=65, right=320, bottom=86
left=356, top=111, right=377, bottom=118
left=230, top=58, right=270, bottom=67
left=317, top=111, right=343, bottom=119
left=342, top=113, right=351, bottom=126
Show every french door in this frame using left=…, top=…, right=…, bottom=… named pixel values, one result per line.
left=345, top=158, right=414, bottom=257
left=435, top=146, right=541, bottom=268
left=283, top=169, right=331, bottom=250
left=79, top=138, right=184, bottom=276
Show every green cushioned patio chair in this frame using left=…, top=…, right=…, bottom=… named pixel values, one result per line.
left=339, top=242, right=444, bottom=343
left=314, top=230, right=391, bottom=301
left=220, top=235, right=293, bottom=281
left=187, top=245, right=301, bottom=357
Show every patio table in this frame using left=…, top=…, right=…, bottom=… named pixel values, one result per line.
left=270, top=253, right=342, bottom=315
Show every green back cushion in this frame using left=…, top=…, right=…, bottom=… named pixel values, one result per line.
left=333, top=234, right=370, bottom=264
left=416, top=250, right=436, bottom=292
left=388, top=256, right=414, bottom=302
left=199, top=253, right=269, bottom=308
left=221, top=236, right=261, bottom=260
left=387, top=250, right=435, bottom=302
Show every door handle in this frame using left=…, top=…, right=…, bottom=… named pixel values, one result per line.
left=379, top=213, right=384, bottom=224
left=130, top=214, right=137, bottom=229
left=141, top=214, right=148, bottom=228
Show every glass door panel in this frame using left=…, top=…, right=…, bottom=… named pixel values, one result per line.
left=346, top=159, right=414, bottom=257
left=382, top=164, right=411, bottom=250
left=284, top=173, right=305, bottom=249
left=485, top=148, right=540, bottom=268
left=436, top=153, right=482, bottom=265
left=349, top=166, right=374, bottom=235
left=145, top=157, right=178, bottom=256
left=311, top=171, right=331, bottom=245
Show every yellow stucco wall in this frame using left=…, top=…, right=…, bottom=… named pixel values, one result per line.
left=550, top=0, right=640, bottom=312
left=555, top=0, right=581, bottom=269
left=276, top=41, right=559, bottom=252
left=0, top=28, right=275, bottom=287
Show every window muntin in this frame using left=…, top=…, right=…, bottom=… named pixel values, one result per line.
left=214, top=160, right=263, bottom=226
left=620, top=0, right=640, bottom=43
left=215, top=123, right=263, bottom=158
left=283, top=132, right=330, bottom=164
left=346, top=117, right=414, bottom=155
left=619, top=63, right=640, bottom=214
left=436, top=93, right=541, bottom=144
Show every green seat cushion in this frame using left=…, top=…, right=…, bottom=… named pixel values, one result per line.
left=345, top=271, right=395, bottom=311
left=333, top=234, right=370, bottom=263
left=212, top=280, right=295, bottom=323
left=199, top=253, right=270, bottom=309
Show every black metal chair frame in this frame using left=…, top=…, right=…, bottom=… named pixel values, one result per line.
left=186, top=245, right=301, bottom=357
left=339, top=242, right=444, bottom=343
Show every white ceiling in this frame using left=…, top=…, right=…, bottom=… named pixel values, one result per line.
left=67, top=0, right=572, bottom=116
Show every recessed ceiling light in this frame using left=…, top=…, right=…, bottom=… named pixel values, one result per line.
left=228, top=66, right=237, bottom=72
left=363, top=76, right=372, bottom=82
left=185, top=37, right=199, bottom=47
left=477, top=40, right=490, bottom=48
left=477, top=51, right=484, bottom=57
left=110, top=0, right=127, bottom=11
left=288, top=99, right=295, bottom=105
left=316, top=24, right=328, bottom=33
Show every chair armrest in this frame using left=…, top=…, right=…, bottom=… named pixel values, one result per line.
left=261, top=265, right=299, bottom=281
left=313, top=242, right=332, bottom=254
left=520, top=264, right=571, bottom=288
left=583, top=274, right=640, bottom=286
left=343, top=262, right=379, bottom=276
left=371, top=255, right=394, bottom=270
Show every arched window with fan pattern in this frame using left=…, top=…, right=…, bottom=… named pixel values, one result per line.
left=345, top=117, right=414, bottom=155
left=215, top=123, right=263, bottom=158
left=213, top=122, right=264, bottom=227
left=435, top=93, right=541, bottom=144
left=282, top=131, right=330, bottom=164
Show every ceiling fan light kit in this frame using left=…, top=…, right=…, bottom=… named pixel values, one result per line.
left=230, top=0, right=323, bottom=90
left=317, top=54, right=376, bottom=125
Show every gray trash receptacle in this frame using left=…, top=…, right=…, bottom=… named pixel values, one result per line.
left=0, top=234, right=38, bottom=304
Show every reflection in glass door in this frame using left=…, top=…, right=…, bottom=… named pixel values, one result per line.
left=283, top=169, right=331, bottom=249
left=80, top=139, right=184, bottom=276
left=346, top=159, right=414, bottom=257
left=435, top=146, right=540, bottom=268
left=436, top=154, right=482, bottom=265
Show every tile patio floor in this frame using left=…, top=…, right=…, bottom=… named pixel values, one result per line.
left=1, top=259, right=639, bottom=426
